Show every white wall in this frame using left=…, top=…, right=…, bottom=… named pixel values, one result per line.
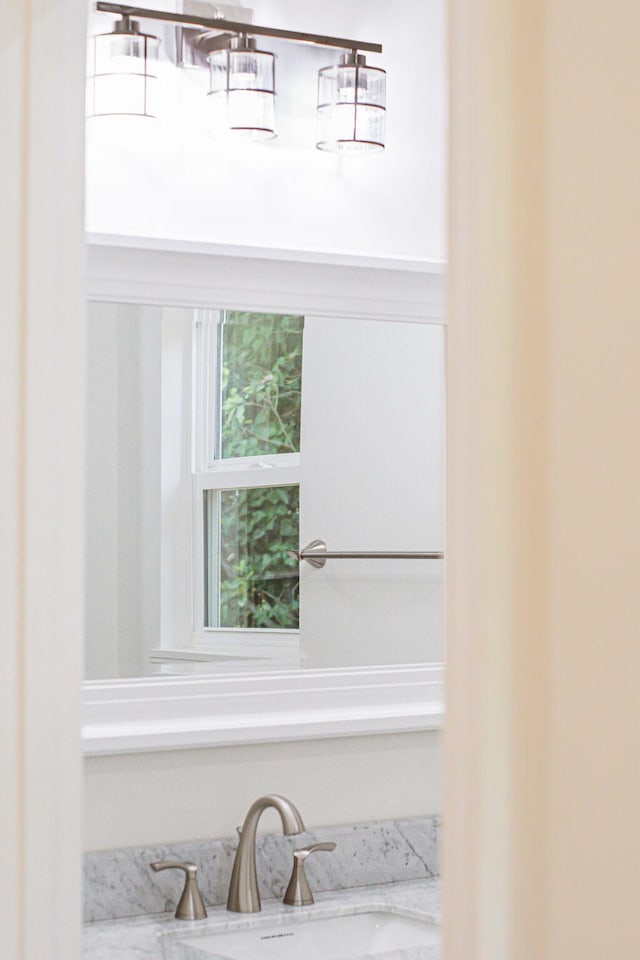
left=84, top=730, right=440, bottom=849
left=85, top=0, right=446, bottom=261
left=85, top=304, right=162, bottom=679
left=85, top=308, right=119, bottom=678
left=300, top=317, right=444, bottom=667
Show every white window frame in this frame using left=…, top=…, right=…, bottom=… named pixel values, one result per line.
left=83, top=235, right=446, bottom=753
left=191, top=455, right=301, bottom=663
left=160, top=308, right=302, bottom=666
left=193, top=312, right=301, bottom=658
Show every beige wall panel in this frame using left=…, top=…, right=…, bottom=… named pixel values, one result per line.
left=445, top=1, right=640, bottom=959
left=0, top=2, right=86, bottom=959
left=84, top=732, right=441, bottom=850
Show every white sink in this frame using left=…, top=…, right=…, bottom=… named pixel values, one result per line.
left=173, top=911, right=440, bottom=960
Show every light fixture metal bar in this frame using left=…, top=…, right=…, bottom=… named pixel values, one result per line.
left=292, top=539, right=444, bottom=569
left=95, top=3, right=383, bottom=53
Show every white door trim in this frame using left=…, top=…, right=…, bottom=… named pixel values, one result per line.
left=1, top=2, right=86, bottom=959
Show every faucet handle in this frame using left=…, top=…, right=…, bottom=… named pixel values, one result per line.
left=293, top=841, right=337, bottom=860
left=150, top=861, right=208, bottom=920
left=283, top=841, right=337, bottom=906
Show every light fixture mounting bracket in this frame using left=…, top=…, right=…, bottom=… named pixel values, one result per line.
left=95, top=2, right=383, bottom=54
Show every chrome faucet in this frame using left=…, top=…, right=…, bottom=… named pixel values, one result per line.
left=226, top=794, right=305, bottom=913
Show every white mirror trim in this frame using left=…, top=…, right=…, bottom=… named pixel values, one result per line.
left=83, top=663, right=444, bottom=755
left=83, top=237, right=445, bottom=754
left=86, top=234, right=445, bottom=322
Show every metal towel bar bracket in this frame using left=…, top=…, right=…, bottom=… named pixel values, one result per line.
left=290, top=539, right=444, bottom=569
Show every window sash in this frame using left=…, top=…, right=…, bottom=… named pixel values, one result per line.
left=191, top=459, right=301, bottom=656
left=193, top=309, right=303, bottom=471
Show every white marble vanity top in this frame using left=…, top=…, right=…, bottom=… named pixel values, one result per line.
left=83, top=878, right=442, bottom=960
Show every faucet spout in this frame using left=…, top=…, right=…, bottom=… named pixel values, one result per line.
left=226, top=794, right=305, bottom=913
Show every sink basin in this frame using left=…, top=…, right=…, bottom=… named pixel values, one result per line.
left=172, top=911, right=441, bottom=960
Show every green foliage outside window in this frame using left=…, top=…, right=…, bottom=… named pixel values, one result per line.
left=216, top=313, right=303, bottom=630
left=219, top=312, right=303, bottom=459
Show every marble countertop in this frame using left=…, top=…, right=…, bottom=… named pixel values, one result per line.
left=83, top=878, right=442, bottom=960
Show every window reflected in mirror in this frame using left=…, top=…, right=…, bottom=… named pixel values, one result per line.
left=199, top=311, right=302, bottom=634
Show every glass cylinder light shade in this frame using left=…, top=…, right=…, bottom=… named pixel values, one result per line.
left=87, top=18, right=159, bottom=119
left=317, top=54, right=386, bottom=153
left=208, top=38, right=276, bottom=141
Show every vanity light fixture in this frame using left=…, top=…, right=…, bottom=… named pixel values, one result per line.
left=317, top=52, right=386, bottom=153
left=87, top=14, right=160, bottom=119
left=92, top=3, right=385, bottom=151
left=207, top=34, right=276, bottom=141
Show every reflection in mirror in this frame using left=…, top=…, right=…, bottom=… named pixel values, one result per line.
left=85, top=302, right=444, bottom=680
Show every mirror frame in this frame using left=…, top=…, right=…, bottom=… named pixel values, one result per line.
left=82, top=235, right=446, bottom=754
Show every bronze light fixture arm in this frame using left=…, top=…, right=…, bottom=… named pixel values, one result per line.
left=95, top=3, right=383, bottom=54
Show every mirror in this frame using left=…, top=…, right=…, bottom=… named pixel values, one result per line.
left=85, top=299, right=444, bottom=680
